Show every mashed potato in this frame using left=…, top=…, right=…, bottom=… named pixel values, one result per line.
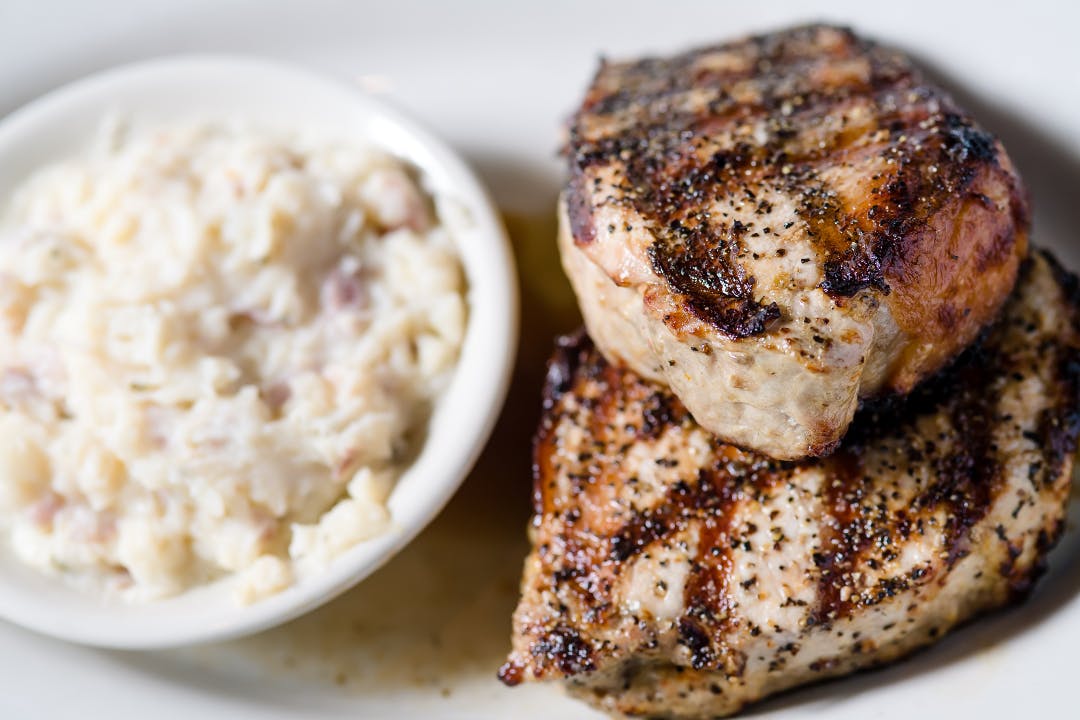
left=0, top=120, right=467, bottom=602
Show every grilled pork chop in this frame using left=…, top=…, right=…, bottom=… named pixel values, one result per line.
left=501, top=251, right=1079, bottom=718
left=562, top=24, right=1029, bottom=459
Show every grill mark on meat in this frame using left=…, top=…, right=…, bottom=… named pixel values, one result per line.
left=567, top=24, right=1026, bottom=339
left=810, top=439, right=953, bottom=627
left=609, top=477, right=696, bottom=564
left=647, top=214, right=781, bottom=337
left=811, top=448, right=872, bottom=627
left=680, top=462, right=768, bottom=676
left=916, top=359, right=1000, bottom=571
left=533, top=330, right=593, bottom=517
left=572, top=129, right=783, bottom=337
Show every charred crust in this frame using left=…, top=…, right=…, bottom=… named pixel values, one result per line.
left=1006, top=518, right=1067, bottom=601
left=820, top=250, right=889, bottom=297
left=532, top=330, right=594, bottom=516
left=941, top=113, right=998, bottom=165
left=647, top=219, right=782, bottom=336
left=1034, top=353, right=1080, bottom=486
left=496, top=660, right=525, bottom=686
left=565, top=22, right=1028, bottom=321
left=639, top=391, right=677, bottom=439
left=1042, top=251, right=1080, bottom=480
left=566, top=172, right=597, bottom=245
left=678, top=617, right=715, bottom=670
left=527, top=623, right=597, bottom=678
left=809, top=449, right=868, bottom=627
left=542, top=330, right=593, bottom=411
left=816, top=111, right=1015, bottom=299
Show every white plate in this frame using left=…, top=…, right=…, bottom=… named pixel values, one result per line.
left=0, top=0, right=1077, bottom=717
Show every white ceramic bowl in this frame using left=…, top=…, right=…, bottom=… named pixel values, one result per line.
left=0, top=56, right=518, bottom=648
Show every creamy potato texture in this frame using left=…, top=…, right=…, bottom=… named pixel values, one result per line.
left=0, top=121, right=467, bottom=602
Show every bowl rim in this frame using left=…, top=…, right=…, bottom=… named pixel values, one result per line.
left=0, top=53, right=519, bottom=648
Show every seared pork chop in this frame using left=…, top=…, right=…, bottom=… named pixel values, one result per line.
left=562, top=24, right=1029, bottom=459
left=500, top=251, right=1078, bottom=718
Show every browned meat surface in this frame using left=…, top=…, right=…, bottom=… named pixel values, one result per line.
left=562, top=24, right=1029, bottom=459
left=500, top=251, right=1078, bottom=718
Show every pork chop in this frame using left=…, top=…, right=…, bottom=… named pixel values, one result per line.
left=562, top=24, right=1029, bottom=459
left=500, top=250, right=1078, bottom=718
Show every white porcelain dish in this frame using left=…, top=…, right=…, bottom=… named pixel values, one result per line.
left=0, top=55, right=518, bottom=649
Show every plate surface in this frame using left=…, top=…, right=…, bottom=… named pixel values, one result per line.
left=0, top=0, right=1078, bottom=717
